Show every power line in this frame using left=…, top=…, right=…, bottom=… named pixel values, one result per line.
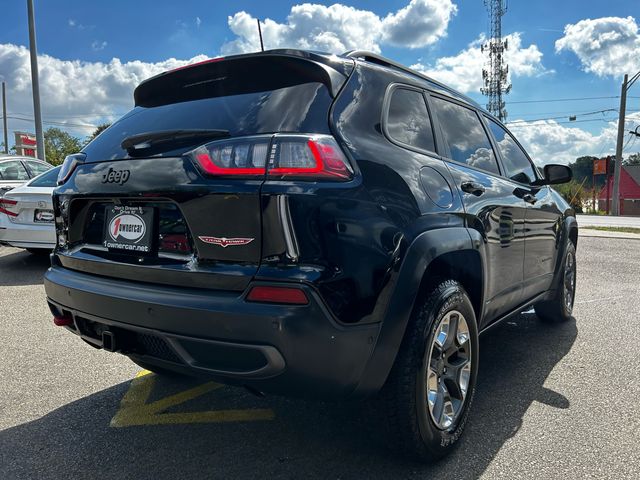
left=507, top=117, right=619, bottom=128
left=5, top=115, right=97, bottom=129
left=506, top=108, right=619, bottom=125
left=506, top=95, right=638, bottom=105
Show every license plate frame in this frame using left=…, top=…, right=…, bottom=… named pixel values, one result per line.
left=33, top=209, right=54, bottom=223
left=103, top=205, right=155, bottom=253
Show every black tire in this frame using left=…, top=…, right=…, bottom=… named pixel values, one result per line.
left=376, top=279, right=479, bottom=462
left=130, top=358, right=185, bottom=378
left=534, top=241, right=576, bottom=323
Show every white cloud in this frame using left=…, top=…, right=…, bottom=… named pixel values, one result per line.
left=506, top=111, right=640, bottom=165
left=411, top=33, right=547, bottom=94
left=0, top=43, right=208, bottom=139
left=555, top=16, right=640, bottom=77
left=381, top=0, right=457, bottom=48
left=91, top=40, right=107, bottom=52
left=195, top=17, right=202, bottom=28
left=221, top=0, right=457, bottom=55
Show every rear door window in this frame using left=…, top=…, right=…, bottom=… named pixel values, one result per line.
left=385, top=87, right=435, bottom=152
left=0, top=160, right=30, bottom=180
left=430, top=96, right=500, bottom=175
left=485, top=118, right=537, bottom=184
left=25, top=160, right=52, bottom=177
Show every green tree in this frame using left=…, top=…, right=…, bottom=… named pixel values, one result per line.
left=44, top=127, right=83, bottom=165
left=84, top=123, right=111, bottom=146
left=554, top=179, right=589, bottom=213
left=623, top=152, right=640, bottom=166
left=568, top=155, right=608, bottom=188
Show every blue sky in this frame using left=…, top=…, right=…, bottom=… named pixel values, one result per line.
left=0, top=0, right=639, bottom=163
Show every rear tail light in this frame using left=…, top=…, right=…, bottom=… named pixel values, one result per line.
left=57, top=152, right=86, bottom=185
left=189, top=134, right=353, bottom=181
left=0, top=198, right=18, bottom=217
left=246, top=285, right=309, bottom=305
left=191, top=136, right=269, bottom=176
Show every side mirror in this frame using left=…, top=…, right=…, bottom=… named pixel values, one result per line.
left=540, top=164, right=572, bottom=185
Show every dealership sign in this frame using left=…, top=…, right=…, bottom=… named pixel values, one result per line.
left=14, top=131, right=37, bottom=157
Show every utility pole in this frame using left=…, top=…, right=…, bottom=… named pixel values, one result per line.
left=481, top=0, right=511, bottom=122
left=27, top=0, right=45, bottom=161
left=611, top=70, right=640, bottom=215
left=2, top=82, right=8, bottom=154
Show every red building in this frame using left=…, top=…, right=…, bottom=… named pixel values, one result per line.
left=599, top=165, right=640, bottom=216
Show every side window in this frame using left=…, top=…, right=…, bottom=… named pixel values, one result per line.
left=0, top=160, right=30, bottom=181
left=386, top=87, right=435, bottom=152
left=486, top=118, right=537, bottom=184
left=430, top=97, right=500, bottom=175
left=26, top=160, right=52, bottom=177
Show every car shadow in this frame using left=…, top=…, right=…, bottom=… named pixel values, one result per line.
left=0, top=248, right=50, bottom=286
left=0, top=312, right=577, bottom=479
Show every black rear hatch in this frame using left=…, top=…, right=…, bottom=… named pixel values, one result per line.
left=55, top=51, right=353, bottom=291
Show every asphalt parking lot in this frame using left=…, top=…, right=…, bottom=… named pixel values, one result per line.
left=1, top=236, right=639, bottom=479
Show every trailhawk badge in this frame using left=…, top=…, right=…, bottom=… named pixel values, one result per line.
left=198, top=236, right=254, bottom=248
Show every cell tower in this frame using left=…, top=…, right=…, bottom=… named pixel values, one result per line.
left=481, top=0, right=511, bottom=122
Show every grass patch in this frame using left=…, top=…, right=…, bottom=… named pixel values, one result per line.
left=583, top=226, right=640, bottom=234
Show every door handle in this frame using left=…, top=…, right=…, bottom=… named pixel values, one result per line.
left=461, top=181, right=486, bottom=196
left=523, top=193, right=537, bottom=204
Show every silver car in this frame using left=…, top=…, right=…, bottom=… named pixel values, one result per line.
left=0, top=155, right=53, bottom=196
left=0, top=166, right=60, bottom=253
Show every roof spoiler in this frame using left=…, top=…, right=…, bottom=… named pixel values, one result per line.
left=134, top=50, right=354, bottom=108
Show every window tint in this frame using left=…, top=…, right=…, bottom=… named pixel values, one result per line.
left=28, top=166, right=61, bottom=187
left=26, top=160, right=52, bottom=177
left=486, top=118, right=536, bottom=184
left=0, top=160, right=30, bottom=181
left=386, top=88, right=435, bottom=152
left=83, top=82, right=333, bottom=161
left=430, top=97, right=500, bottom=175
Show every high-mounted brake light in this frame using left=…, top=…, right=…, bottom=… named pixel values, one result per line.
left=0, top=198, right=18, bottom=217
left=246, top=286, right=309, bottom=305
left=189, top=134, right=353, bottom=181
left=57, top=153, right=87, bottom=185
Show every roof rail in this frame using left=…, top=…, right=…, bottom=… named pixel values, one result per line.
left=343, top=50, right=481, bottom=108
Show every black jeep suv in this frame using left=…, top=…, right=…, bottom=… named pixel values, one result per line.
left=44, top=49, right=576, bottom=461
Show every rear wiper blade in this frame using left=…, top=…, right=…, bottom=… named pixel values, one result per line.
left=121, top=129, right=229, bottom=155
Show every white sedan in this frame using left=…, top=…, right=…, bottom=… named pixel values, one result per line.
left=0, top=155, right=53, bottom=195
left=0, top=166, right=60, bottom=253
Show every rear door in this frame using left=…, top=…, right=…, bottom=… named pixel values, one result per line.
left=428, top=94, right=526, bottom=325
left=55, top=53, right=351, bottom=292
left=0, top=160, right=31, bottom=192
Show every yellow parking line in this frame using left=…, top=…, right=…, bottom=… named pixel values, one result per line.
left=110, top=370, right=275, bottom=427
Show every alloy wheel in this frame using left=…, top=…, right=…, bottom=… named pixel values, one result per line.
left=564, top=250, right=576, bottom=313
left=425, top=310, right=472, bottom=430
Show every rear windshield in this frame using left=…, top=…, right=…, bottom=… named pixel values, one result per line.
left=28, top=165, right=61, bottom=187
left=83, top=82, right=333, bottom=161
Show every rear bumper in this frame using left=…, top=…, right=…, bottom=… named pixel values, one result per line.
left=0, top=221, right=55, bottom=249
left=44, top=264, right=381, bottom=399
